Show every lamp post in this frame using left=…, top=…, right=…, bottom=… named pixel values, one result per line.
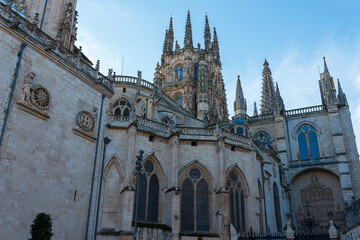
left=133, top=149, right=144, bottom=240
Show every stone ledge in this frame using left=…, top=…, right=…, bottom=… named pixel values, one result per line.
left=72, top=128, right=96, bottom=142
left=16, top=101, right=49, bottom=120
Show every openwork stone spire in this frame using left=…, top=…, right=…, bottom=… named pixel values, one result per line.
left=319, top=57, right=337, bottom=106
left=213, top=27, right=220, bottom=63
left=337, top=78, right=348, bottom=106
left=204, top=15, right=211, bottom=51
left=260, top=59, right=276, bottom=114
left=167, top=17, right=174, bottom=54
left=184, top=11, right=193, bottom=50
left=161, top=29, right=168, bottom=64
left=234, top=75, right=247, bottom=115
left=275, top=82, right=285, bottom=114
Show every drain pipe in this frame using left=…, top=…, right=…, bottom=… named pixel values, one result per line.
left=0, top=43, right=27, bottom=150
left=94, top=136, right=111, bottom=240
left=85, top=94, right=106, bottom=240
left=40, top=0, right=49, bottom=30
left=261, top=163, right=269, bottom=235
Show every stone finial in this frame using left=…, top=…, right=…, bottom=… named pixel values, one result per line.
left=285, top=219, right=295, bottom=239
left=328, top=219, right=338, bottom=239
left=33, top=13, right=39, bottom=26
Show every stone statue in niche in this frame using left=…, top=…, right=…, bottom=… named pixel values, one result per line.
left=21, top=72, right=35, bottom=103
left=129, top=105, right=136, bottom=122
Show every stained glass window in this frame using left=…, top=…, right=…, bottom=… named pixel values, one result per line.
left=147, top=175, right=159, bottom=222
left=181, top=179, right=194, bottom=231
left=194, top=64, right=199, bottom=80
left=181, top=171, right=210, bottom=232
left=297, top=124, right=320, bottom=160
left=179, top=96, right=183, bottom=107
left=253, top=131, right=272, bottom=147
left=236, top=127, right=244, bottom=136
left=175, top=67, right=178, bottom=81
left=113, top=98, right=132, bottom=116
left=227, top=171, right=246, bottom=232
left=180, top=66, right=183, bottom=80
left=196, top=179, right=209, bottom=231
left=133, top=160, right=160, bottom=223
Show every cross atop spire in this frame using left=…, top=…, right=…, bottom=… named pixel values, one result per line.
left=184, top=10, right=193, bottom=50
left=204, top=15, right=211, bottom=51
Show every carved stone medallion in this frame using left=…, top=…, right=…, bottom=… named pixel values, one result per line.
left=31, top=85, right=51, bottom=109
left=76, top=111, right=94, bottom=131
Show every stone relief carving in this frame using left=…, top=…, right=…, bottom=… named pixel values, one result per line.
left=21, top=72, right=51, bottom=110
left=296, top=175, right=345, bottom=233
left=76, top=110, right=96, bottom=132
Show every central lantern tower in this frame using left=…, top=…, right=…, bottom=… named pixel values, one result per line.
left=154, top=11, right=229, bottom=123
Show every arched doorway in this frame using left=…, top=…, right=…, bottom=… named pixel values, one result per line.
left=291, top=168, right=345, bottom=233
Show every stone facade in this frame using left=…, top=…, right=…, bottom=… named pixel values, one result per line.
left=0, top=1, right=359, bottom=240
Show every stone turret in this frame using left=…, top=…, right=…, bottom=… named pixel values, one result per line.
left=319, top=57, right=337, bottom=106
left=234, top=75, right=247, bottom=116
left=253, top=102, right=258, bottom=116
left=260, top=59, right=276, bottom=115
left=157, top=12, right=228, bottom=123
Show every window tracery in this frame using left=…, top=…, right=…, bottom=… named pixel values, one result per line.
left=134, top=160, right=160, bottom=223
left=112, top=99, right=131, bottom=117
left=175, top=65, right=183, bottom=81
left=226, top=170, right=246, bottom=232
left=297, top=124, right=320, bottom=160
left=181, top=167, right=210, bottom=232
left=253, top=131, right=272, bottom=147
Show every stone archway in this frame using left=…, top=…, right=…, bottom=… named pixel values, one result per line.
left=291, top=168, right=345, bottom=233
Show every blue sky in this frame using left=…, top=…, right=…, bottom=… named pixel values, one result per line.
left=76, top=0, right=360, bottom=152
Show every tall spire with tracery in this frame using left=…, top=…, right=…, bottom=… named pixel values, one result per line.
left=260, top=59, right=276, bottom=114
left=319, top=57, right=337, bottom=106
left=184, top=11, right=193, bottom=50
left=204, top=15, right=211, bottom=51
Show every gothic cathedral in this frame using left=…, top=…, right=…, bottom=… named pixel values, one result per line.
left=0, top=1, right=359, bottom=239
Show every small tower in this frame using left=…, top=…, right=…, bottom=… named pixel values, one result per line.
left=253, top=102, right=258, bottom=116
left=319, top=57, right=337, bottom=106
left=234, top=75, right=247, bottom=116
left=260, top=59, right=276, bottom=115
left=212, top=27, right=220, bottom=63
left=153, top=62, right=162, bottom=89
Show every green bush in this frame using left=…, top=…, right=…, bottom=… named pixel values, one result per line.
left=29, top=213, right=53, bottom=240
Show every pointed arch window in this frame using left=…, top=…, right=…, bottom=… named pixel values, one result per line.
left=194, top=64, right=199, bottom=80
left=297, top=124, right=320, bottom=160
left=175, top=65, right=184, bottom=81
left=134, top=160, right=159, bottom=223
left=236, top=127, right=244, bottom=136
left=112, top=99, right=132, bottom=117
left=179, top=96, right=183, bottom=107
left=253, top=131, right=272, bottom=147
left=226, top=171, right=246, bottom=232
left=181, top=168, right=210, bottom=232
